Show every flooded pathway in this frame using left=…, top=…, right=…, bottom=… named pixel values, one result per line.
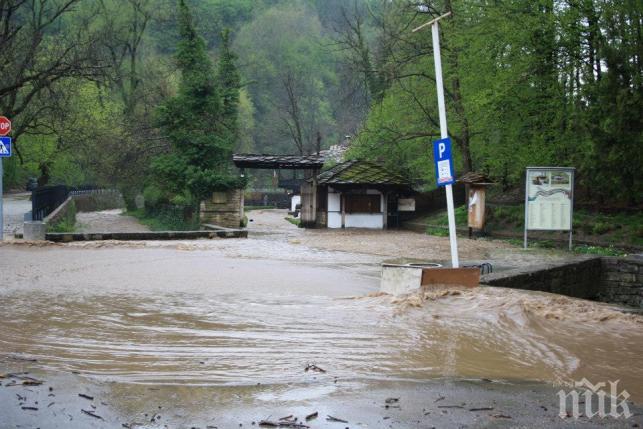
left=75, top=209, right=150, bottom=233
left=1, top=212, right=642, bottom=427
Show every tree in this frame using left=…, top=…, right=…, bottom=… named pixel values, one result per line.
left=217, top=28, right=240, bottom=141
left=234, top=3, right=337, bottom=155
left=0, top=0, right=105, bottom=162
left=152, top=0, right=242, bottom=202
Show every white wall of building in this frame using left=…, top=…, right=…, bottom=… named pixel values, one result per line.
left=328, top=190, right=341, bottom=212
left=345, top=213, right=383, bottom=228
left=326, top=187, right=385, bottom=229
left=290, top=195, right=301, bottom=212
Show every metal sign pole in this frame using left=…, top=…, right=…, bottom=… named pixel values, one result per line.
left=412, top=12, right=459, bottom=267
left=431, top=18, right=459, bottom=268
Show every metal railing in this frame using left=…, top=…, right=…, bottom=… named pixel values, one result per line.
left=32, top=185, right=69, bottom=221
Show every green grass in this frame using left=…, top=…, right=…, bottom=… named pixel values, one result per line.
left=47, top=200, right=77, bottom=233
left=245, top=205, right=276, bottom=211
left=573, top=244, right=628, bottom=257
left=423, top=205, right=468, bottom=228
left=422, top=203, right=642, bottom=250
left=127, top=208, right=200, bottom=231
left=284, top=216, right=301, bottom=226
left=47, top=217, right=76, bottom=233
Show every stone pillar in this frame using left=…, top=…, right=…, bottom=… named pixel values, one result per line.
left=23, top=221, right=47, bottom=241
left=200, top=189, right=244, bottom=228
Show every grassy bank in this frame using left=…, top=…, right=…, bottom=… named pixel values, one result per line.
left=127, top=207, right=200, bottom=231
left=47, top=200, right=77, bottom=233
left=419, top=204, right=642, bottom=252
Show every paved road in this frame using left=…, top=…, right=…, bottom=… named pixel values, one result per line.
left=1, top=192, right=30, bottom=237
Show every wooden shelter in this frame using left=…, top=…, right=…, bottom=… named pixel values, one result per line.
left=305, top=160, right=414, bottom=229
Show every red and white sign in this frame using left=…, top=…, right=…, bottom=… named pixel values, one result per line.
left=0, top=116, right=10, bottom=136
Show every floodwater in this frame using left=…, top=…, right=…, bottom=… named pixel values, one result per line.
left=1, top=237, right=642, bottom=409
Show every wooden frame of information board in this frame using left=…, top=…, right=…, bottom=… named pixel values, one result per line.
left=524, top=167, right=575, bottom=251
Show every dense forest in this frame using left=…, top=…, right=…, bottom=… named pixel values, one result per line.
left=1, top=0, right=641, bottom=207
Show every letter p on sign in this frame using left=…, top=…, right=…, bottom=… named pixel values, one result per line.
left=439, top=142, right=446, bottom=158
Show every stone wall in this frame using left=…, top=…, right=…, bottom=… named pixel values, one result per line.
left=44, top=196, right=76, bottom=228
left=73, top=190, right=125, bottom=212
left=481, top=255, right=643, bottom=308
left=200, top=189, right=244, bottom=228
left=481, top=257, right=603, bottom=301
left=599, top=256, right=643, bottom=307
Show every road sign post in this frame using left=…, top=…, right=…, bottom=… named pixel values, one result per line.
left=0, top=125, right=12, bottom=241
left=413, top=12, right=459, bottom=268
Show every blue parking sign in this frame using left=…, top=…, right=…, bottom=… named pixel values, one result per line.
left=433, top=137, right=455, bottom=186
left=0, top=137, right=11, bottom=157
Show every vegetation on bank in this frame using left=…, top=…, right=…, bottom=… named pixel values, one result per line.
left=47, top=201, right=77, bottom=233
left=127, top=207, right=200, bottom=231
left=1, top=0, right=640, bottom=229
left=285, top=217, right=301, bottom=227
left=422, top=204, right=642, bottom=251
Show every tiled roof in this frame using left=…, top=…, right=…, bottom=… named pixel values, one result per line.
left=316, top=160, right=410, bottom=186
left=458, top=171, right=495, bottom=185
left=233, top=154, right=325, bottom=169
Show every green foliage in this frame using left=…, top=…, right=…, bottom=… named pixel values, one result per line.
left=284, top=217, right=301, bottom=226
left=234, top=2, right=340, bottom=155
left=488, top=205, right=524, bottom=227
left=128, top=206, right=200, bottom=231
left=47, top=201, right=77, bottom=233
left=573, top=245, right=627, bottom=257
left=423, top=205, right=468, bottom=227
left=152, top=0, right=243, bottom=202
left=349, top=0, right=642, bottom=205
left=143, top=184, right=165, bottom=208
left=425, top=226, right=449, bottom=237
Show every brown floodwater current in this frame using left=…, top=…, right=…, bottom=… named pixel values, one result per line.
left=1, top=241, right=642, bottom=405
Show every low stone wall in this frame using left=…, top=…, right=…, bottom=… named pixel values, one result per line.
left=46, top=229, right=248, bottom=242
left=44, top=197, right=76, bottom=228
left=599, top=256, right=643, bottom=307
left=481, top=255, right=643, bottom=308
left=73, top=190, right=124, bottom=212
left=200, top=189, right=244, bottom=229
left=481, top=257, right=603, bottom=301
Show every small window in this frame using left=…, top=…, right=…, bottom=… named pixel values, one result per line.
left=345, top=194, right=380, bottom=214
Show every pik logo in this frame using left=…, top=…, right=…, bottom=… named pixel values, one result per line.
left=558, top=378, right=632, bottom=419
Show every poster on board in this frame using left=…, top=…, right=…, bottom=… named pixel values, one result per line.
left=525, top=167, right=574, bottom=231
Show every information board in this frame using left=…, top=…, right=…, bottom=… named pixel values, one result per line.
left=525, top=168, right=574, bottom=230
left=524, top=167, right=575, bottom=249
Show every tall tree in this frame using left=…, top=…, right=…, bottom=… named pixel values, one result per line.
left=152, top=0, right=241, bottom=202
left=0, top=0, right=104, bottom=162
left=217, top=28, right=240, bottom=141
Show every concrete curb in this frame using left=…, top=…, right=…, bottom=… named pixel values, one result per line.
left=45, top=229, right=247, bottom=242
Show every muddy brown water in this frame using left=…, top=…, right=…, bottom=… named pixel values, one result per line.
left=1, top=241, right=642, bottom=409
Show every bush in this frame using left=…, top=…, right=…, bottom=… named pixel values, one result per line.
left=591, top=222, right=611, bottom=235
left=143, top=184, right=164, bottom=209
left=47, top=200, right=76, bottom=233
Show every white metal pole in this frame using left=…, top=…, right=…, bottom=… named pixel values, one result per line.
left=432, top=21, right=459, bottom=268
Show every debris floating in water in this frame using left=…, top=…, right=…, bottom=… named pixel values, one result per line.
left=304, top=363, right=326, bottom=373
left=81, top=409, right=103, bottom=420
left=326, top=415, right=348, bottom=423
